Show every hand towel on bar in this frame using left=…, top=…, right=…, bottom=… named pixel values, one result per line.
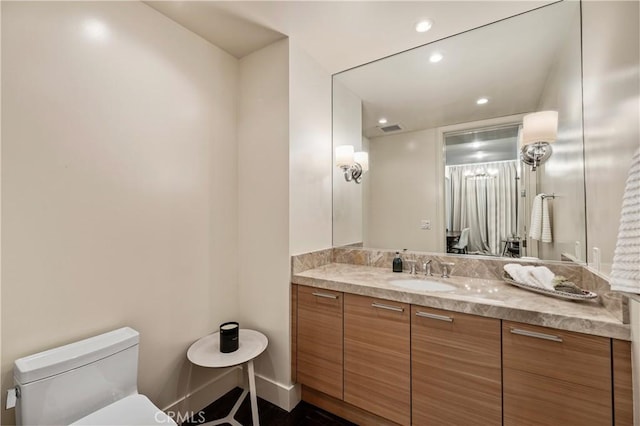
left=611, top=148, right=640, bottom=294
left=529, top=194, right=543, bottom=240
left=529, top=194, right=553, bottom=242
left=541, top=196, right=553, bottom=243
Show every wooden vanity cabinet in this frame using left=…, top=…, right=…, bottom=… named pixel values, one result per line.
left=502, top=321, right=612, bottom=426
left=344, top=293, right=411, bottom=426
left=613, top=339, right=633, bottom=426
left=296, top=285, right=344, bottom=400
left=411, top=306, right=502, bottom=425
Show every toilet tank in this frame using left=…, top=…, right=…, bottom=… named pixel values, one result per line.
left=14, top=327, right=140, bottom=425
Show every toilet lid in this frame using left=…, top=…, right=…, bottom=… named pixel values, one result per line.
left=70, top=394, right=177, bottom=425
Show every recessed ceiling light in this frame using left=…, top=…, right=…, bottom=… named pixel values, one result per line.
left=378, top=118, right=388, bottom=125
left=415, top=19, right=433, bottom=33
left=471, top=141, right=481, bottom=149
left=429, top=52, right=443, bottom=63
left=476, top=97, right=489, bottom=105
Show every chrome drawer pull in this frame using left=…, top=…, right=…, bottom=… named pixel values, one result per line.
left=416, top=311, right=453, bottom=322
left=371, top=302, right=404, bottom=312
left=312, top=292, right=338, bottom=299
left=510, top=328, right=563, bottom=342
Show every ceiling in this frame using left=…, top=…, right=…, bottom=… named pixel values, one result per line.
left=145, top=1, right=553, bottom=74
left=335, top=0, right=579, bottom=138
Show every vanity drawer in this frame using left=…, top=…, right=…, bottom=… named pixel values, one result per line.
left=502, top=321, right=612, bottom=426
left=502, top=321, right=611, bottom=390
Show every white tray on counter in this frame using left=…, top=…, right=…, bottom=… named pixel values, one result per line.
left=502, top=273, right=598, bottom=301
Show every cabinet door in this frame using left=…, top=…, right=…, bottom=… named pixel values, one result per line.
left=296, top=285, right=343, bottom=399
left=412, top=306, right=501, bottom=425
left=344, top=294, right=411, bottom=426
left=613, top=339, right=633, bottom=426
left=503, top=321, right=612, bottom=426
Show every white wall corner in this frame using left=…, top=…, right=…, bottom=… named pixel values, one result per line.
left=252, top=373, right=301, bottom=412
left=162, top=367, right=242, bottom=419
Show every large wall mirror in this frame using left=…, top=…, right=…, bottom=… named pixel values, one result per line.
left=332, top=1, right=586, bottom=263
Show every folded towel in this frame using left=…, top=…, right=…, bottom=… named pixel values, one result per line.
left=504, top=264, right=542, bottom=288
left=529, top=194, right=543, bottom=240
left=611, top=148, right=640, bottom=294
left=529, top=266, right=556, bottom=291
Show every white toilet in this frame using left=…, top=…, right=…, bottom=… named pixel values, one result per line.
left=12, top=327, right=177, bottom=425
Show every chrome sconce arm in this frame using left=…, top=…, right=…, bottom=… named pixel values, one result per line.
left=520, top=141, right=553, bottom=171
left=520, top=111, right=558, bottom=172
left=336, top=145, right=368, bottom=184
left=340, top=162, right=364, bottom=184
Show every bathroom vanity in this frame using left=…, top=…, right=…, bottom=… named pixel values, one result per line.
left=291, top=248, right=632, bottom=426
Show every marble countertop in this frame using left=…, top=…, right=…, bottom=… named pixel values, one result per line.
left=292, top=263, right=630, bottom=341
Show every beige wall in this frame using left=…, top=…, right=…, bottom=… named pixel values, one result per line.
left=582, top=0, right=640, bottom=275
left=332, top=80, right=363, bottom=247
left=289, top=41, right=333, bottom=255
left=536, top=1, right=585, bottom=262
left=237, top=39, right=293, bottom=406
left=366, top=128, right=442, bottom=252
left=1, top=2, right=239, bottom=424
left=582, top=1, right=640, bottom=418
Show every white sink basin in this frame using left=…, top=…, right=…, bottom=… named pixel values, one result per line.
left=389, top=279, right=456, bottom=292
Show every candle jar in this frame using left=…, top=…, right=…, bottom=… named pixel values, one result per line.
left=219, top=322, right=239, bottom=353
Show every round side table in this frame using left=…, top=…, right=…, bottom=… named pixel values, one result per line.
left=187, top=329, right=268, bottom=426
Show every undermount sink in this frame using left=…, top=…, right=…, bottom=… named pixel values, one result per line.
left=389, top=279, right=456, bottom=292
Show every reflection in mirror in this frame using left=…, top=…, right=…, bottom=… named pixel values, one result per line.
left=332, top=1, right=586, bottom=262
left=444, top=124, right=520, bottom=257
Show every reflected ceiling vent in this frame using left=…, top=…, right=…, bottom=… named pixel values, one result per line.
left=379, top=123, right=403, bottom=133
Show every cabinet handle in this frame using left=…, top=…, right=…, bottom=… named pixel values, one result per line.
left=312, top=292, right=338, bottom=299
left=415, top=311, right=453, bottom=322
left=510, top=328, right=563, bottom=342
left=371, top=302, right=404, bottom=312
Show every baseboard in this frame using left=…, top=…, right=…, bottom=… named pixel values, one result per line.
left=252, top=373, right=301, bottom=412
left=162, top=367, right=241, bottom=416
left=161, top=367, right=301, bottom=417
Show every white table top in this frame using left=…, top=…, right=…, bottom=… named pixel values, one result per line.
left=187, top=329, right=268, bottom=368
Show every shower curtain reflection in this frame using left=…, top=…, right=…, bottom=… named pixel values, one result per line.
left=446, top=161, right=518, bottom=255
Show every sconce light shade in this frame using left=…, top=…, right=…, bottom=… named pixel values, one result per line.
left=521, top=110, right=558, bottom=171
left=335, top=145, right=354, bottom=167
left=522, top=110, right=558, bottom=146
left=354, top=151, right=369, bottom=172
left=336, top=145, right=368, bottom=184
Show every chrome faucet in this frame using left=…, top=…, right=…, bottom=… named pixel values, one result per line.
left=440, top=262, right=455, bottom=278
left=422, top=260, right=432, bottom=276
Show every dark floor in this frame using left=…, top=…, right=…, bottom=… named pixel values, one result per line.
left=184, top=387, right=355, bottom=426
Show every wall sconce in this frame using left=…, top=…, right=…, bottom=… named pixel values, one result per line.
left=521, top=110, right=558, bottom=171
left=336, top=145, right=369, bottom=184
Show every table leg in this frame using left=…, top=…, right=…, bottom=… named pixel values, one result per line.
left=247, top=359, right=259, bottom=426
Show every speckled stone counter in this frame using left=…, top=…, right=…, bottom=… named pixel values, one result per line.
left=292, top=262, right=630, bottom=341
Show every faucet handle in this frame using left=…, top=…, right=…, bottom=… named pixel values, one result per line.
left=406, top=259, right=417, bottom=275
left=439, top=262, right=455, bottom=278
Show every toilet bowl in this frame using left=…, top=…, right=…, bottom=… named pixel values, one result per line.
left=12, top=327, right=177, bottom=425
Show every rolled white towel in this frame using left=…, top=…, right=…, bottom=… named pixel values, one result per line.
left=529, top=266, right=556, bottom=291
left=504, top=263, right=527, bottom=283
left=504, top=264, right=543, bottom=288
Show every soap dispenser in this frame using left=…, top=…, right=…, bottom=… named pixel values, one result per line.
left=393, top=251, right=403, bottom=272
